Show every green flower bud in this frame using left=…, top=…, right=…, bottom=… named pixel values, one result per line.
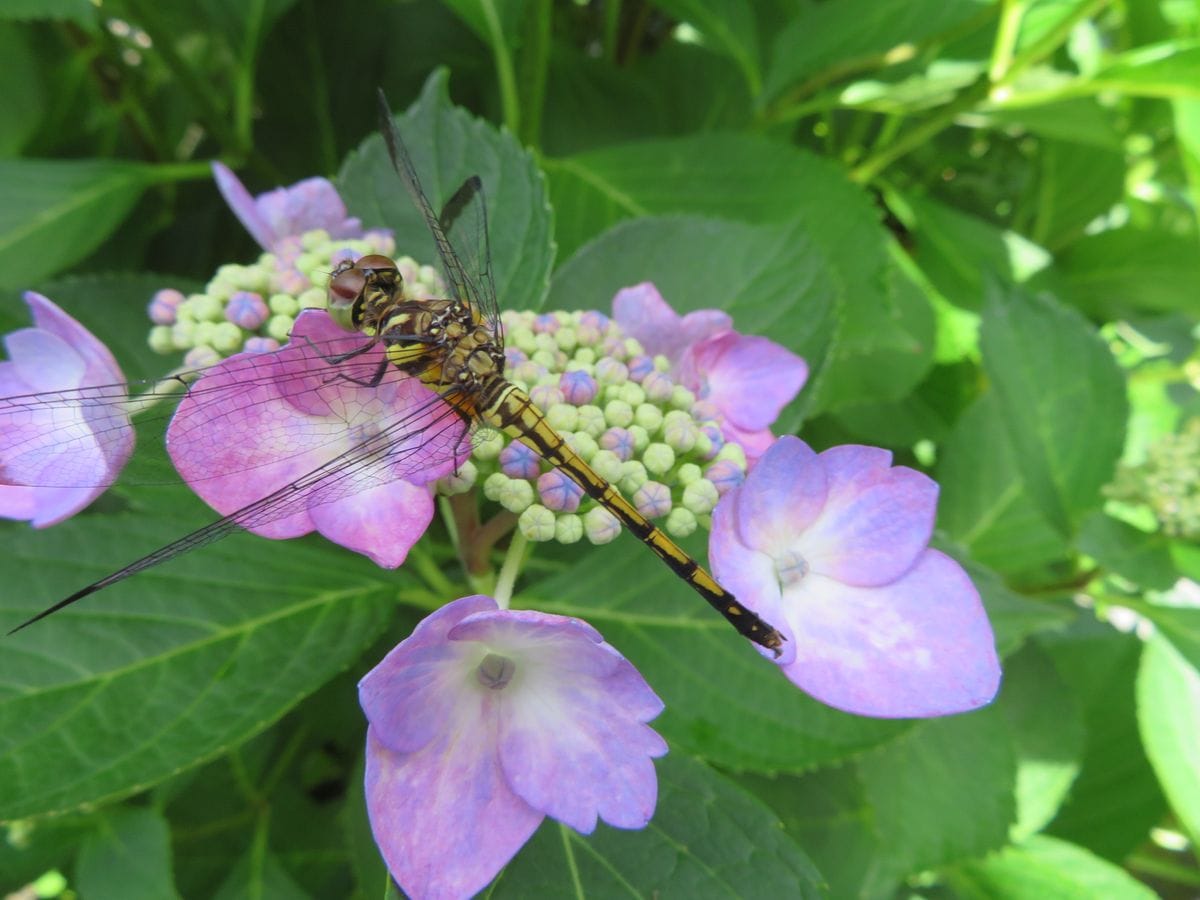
left=584, top=506, right=620, bottom=544
left=211, top=322, right=243, bottom=352
left=483, top=472, right=509, bottom=502
left=473, top=430, right=505, bottom=461
left=670, top=385, right=696, bottom=409
left=573, top=347, right=596, bottom=366
left=148, top=325, right=175, bottom=354
left=628, top=424, right=650, bottom=452
left=619, top=460, right=648, bottom=495
left=438, top=460, right=478, bottom=495
left=514, top=330, right=537, bottom=354
left=643, top=442, right=676, bottom=476
left=531, top=349, right=558, bottom=368
left=566, top=431, right=599, bottom=460
left=682, top=478, right=719, bottom=514
left=269, top=293, right=300, bottom=316
left=546, top=403, right=579, bottom=432
left=498, top=477, right=535, bottom=513
left=576, top=404, right=606, bottom=438
left=518, top=504, right=556, bottom=541
left=186, top=294, right=224, bottom=322
left=604, top=400, right=634, bottom=428
left=715, top=442, right=748, bottom=469
left=298, top=287, right=326, bottom=310
left=615, top=382, right=646, bottom=406
left=590, top=449, right=624, bottom=483
left=555, top=514, right=583, bottom=544
left=267, top=314, right=294, bottom=342
left=665, top=507, right=698, bottom=538
left=677, top=463, right=702, bottom=486
left=633, top=404, right=664, bottom=434
left=556, top=327, right=578, bottom=351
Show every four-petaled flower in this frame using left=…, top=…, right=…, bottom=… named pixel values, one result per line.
left=166, top=310, right=466, bottom=567
left=613, top=282, right=807, bottom=460
left=360, top=595, right=667, bottom=900
left=212, top=161, right=366, bottom=252
left=710, top=435, right=1000, bottom=717
left=0, top=292, right=134, bottom=527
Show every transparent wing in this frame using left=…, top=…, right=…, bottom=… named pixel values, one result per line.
left=375, top=90, right=501, bottom=335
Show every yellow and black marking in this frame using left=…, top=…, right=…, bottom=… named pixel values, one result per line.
left=482, top=383, right=785, bottom=654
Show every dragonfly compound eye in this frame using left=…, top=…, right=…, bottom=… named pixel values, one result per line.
left=328, top=264, right=366, bottom=308
left=355, top=254, right=400, bottom=278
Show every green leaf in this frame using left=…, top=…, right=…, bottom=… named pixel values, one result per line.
left=1049, top=227, right=1200, bottom=316
left=0, top=0, right=95, bottom=24
left=896, top=192, right=1052, bottom=310
left=763, top=0, right=992, bottom=99
left=523, top=536, right=910, bottom=772
left=1078, top=513, right=1179, bottom=592
left=0, top=812, right=93, bottom=888
left=0, top=24, right=45, bottom=156
left=1041, top=621, right=1166, bottom=859
left=1027, top=140, right=1125, bottom=250
left=0, top=159, right=159, bottom=290
left=496, top=753, right=826, bottom=898
left=1140, top=605, right=1200, bottom=677
left=648, top=0, right=762, bottom=93
left=1137, top=632, right=1200, bottom=844
left=980, top=286, right=1128, bottom=538
left=214, top=844, right=311, bottom=900
left=997, top=642, right=1084, bottom=839
left=964, top=559, right=1073, bottom=657
left=1086, top=40, right=1200, bottom=99
left=76, top=807, right=180, bottom=900
left=548, top=214, right=838, bottom=425
left=338, top=70, right=554, bottom=315
left=938, top=392, right=1072, bottom=573
left=0, top=492, right=395, bottom=822
left=854, top=708, right=1015, bottom=888
left=1174, top=98, right=1200, bottom=232
left=950, top=834, right=1159, bottom=899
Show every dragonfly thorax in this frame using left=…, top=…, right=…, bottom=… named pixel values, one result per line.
left=334, top=254, right=506, bottom=416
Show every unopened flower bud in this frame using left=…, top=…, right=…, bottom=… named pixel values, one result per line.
left=559, top=370, right=598, bottom=405
left=665, top=507, right=698, bottom=537
left=439, top=460, right=478, bottom=496
left=584, top=506, right=620, bottom=544
left=267, top=314, right=294, bottom=342
left=497, top=478, right=535, bottom=514
left=599, top=427, right=634, bottom=461
left=677, top=463, right=702, bottom=485
left=269, top=293, right=300, bottom=316
left=619, top=460, right=648, bottom=495
left=555, top=514, right=583, bottom=544
left=642, top=371, right=674, bottom=401
left=546, top=402, right=579, bottom=432
left=595, top=357, right=628, bottom=385
left=589, top=449, right=623, bottom=483
left=184, top=345, right=220, bottom=368
left=537, top=469, right=583, bottom=512
left=226, top=291, right=269, bottom=329
left=499, top=441, right=541, bottom=479
left=518, top=504, right=556, bottom=541
left=682, top=479, right=719, bottom=514
left=148, top=325, right=174, bottom=354
left=243, top=336, right=280, bottom=353
left=643, top=442, right=676, bottom=476
left=670, top=386, right=696, bottom=409
left=148, top=288, right=184, bottom=325
left=576, top=404, right=606, bottom=438
left=604, top=400, right=634, bottom=428
left=633, top=481, right=671, bottom=518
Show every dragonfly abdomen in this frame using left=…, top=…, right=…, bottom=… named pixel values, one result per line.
left=482, top=381, right=784, bottom=655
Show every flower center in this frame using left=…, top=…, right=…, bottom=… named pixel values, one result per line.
left=476, top=652, right=516, bottom=690
left=774, top=549, right=809, bottom=587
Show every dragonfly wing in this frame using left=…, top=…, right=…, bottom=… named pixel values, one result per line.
left=375, top=90, right=501, bottom=334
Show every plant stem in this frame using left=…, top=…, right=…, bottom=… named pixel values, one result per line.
left=493, top=532, right=527, bottom=610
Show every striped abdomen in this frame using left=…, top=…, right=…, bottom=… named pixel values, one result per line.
left=481, top=380, right=784, bottom=654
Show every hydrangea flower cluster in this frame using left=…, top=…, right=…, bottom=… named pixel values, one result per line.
left=1106, top=417, right=1200, bottom=539
left=446, top=308, right=752, bottom=550
left=0, top=162, right=1004, bottom=900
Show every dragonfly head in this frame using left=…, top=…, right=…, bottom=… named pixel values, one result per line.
left=328, top=254, right=401, bottom=332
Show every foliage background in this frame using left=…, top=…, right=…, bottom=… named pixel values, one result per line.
left=2, top=0, right=1200, bottom=897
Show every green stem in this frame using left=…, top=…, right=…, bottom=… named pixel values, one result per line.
left=988, top=0, right=1028, bottom=83
left=480, top=0, right=521, bottom=136
left=493, top=532, right=528, bottom=610
left=1126, top=852, right=1200, bottom=888
left=406, top=540, right=459, bottom=599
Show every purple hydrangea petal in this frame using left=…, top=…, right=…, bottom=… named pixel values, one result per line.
left=710, top=495, right=797, bottom=665
left=212, top=162, right=365, bottom=251
left=365, top=726, right=542, bottom=900
left=612, top=283, right=731, bottom=364
left=733, top=436, right=828, bottom=554
left=361, top=599, right=668, bottom=895
left=167, top=310, right=460, bottom=553
left=360, top=595, right=498, bottom=754
left=212, top=161, right=277, bottom=250
left=680, top=332, right=807, bottom=432
left=777, top=550, right=1001, bottom=717
left=0, top=294, right=132, bottom=527
left=308, top=478, right=435, bottom=568
left=801, top=446, right=938, bottom=586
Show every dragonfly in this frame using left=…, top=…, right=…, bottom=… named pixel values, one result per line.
left=5, top=90, right=784, bottom=655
